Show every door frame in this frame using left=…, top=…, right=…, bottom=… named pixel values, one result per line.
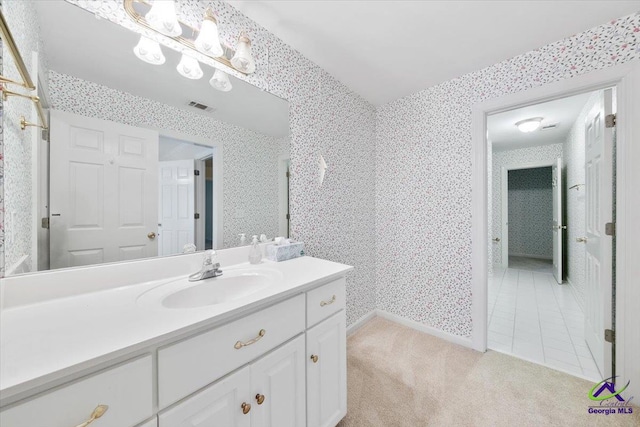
left=499, top=160, right=555, bottom=268
left=471, top=62, right=640, bottom=398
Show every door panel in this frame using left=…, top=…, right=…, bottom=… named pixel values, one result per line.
left=307, top=311, right=347, bottom=427
left=250, top=335, right=306, bottom=427
left=158, top=160, right=195, bottom=256
left=50, top=110, right=158, bottom=269
left=552, top=157, right=563, bottom=283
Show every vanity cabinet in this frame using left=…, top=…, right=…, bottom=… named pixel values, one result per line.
left=306, top=311, right=347, bottom=427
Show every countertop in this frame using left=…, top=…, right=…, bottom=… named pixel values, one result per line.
left=0, top=256, right=352, bottom=405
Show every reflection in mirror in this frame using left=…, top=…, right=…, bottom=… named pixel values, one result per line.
left=1, top=0, right=290, bottom=276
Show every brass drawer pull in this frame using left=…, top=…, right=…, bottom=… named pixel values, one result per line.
left=256, top=393, right=265, bottom=405
left=241, top=402, right=251, bottom=414
left=234, top=329, right=266, bottom=349
left=75, top=405, right=109, bottom=427
left=320, top=295, right=336, bottom=307
left=310, top=354, right=319, bottom=363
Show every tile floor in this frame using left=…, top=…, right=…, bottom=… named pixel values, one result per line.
left=508, top=255, right=553, bottom=273
left=488, top=264, right=601, bottom=381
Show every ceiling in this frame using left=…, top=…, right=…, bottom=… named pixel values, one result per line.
left=488, top=91, right=595, bottom=151
left=229, top=1, right=640, bottom=106
left=159, top=136, right=213, bottom=161
left=34, top=1, right=290, bottom=138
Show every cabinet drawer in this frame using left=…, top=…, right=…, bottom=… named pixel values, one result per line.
left=158, top=294, right=305, bottom=408
left=0, top=355, right=153, bottom=427
left=306, top=278, right=346, bottom=327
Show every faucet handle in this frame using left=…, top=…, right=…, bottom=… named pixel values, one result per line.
left=203, top=250, right=217, bottom=266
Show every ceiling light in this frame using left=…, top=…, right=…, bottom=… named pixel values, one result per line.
left=176, top=54, right=203, bottom=79
left=209, top=69, right=232, bottom=92
left=231, top=35, right=255, bottom=74
left=194, top=9, right=223, bottom=58
left=145, top=0, right=182, bottom=37
left=133, top=36, right=165, bottom=65
left=515, top=117, right=543, bottom=133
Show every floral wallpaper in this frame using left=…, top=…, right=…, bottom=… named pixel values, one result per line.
left=376, top=13, right=639, bottom=338
left=491, top=143, right=564, bottom=266
left=507, top=167, right=553, bottom=258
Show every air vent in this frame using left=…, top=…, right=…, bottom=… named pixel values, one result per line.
left=187, top=101, right=216, bottom=113
left=541, top=123, right=559, bottom=130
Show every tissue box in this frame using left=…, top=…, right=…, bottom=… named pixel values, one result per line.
left=266, top=241, right=305, bottom=262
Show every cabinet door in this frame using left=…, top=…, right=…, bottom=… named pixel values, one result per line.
left=306, top=311, right=347, bottom=427
left=250, top=335, right=306, bottom=427
left=159, top=366, right=251, bottom=427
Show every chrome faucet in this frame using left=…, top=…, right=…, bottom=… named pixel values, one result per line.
left=189, top=250, right=223, bottom=281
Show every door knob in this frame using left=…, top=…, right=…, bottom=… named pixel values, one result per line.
left=310, top=354, right=319, bottom=363
left=555, top=225, right=567, bottom=230
left=147, top=232, right=156, bottom=239
left=492, top=238, right=500, bottom=242
left=576, top=237, right=588, bottom=243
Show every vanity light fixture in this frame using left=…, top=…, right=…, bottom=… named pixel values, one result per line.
left=133, top=35, right=166, bottom=64
left=145, top=0, right=181, bottom=37
left=515, top=117, right=543, bottom=133
left=231, top=35, right=256, bottom=74
left=209, top=69, right=232, bottom=92
left=177, top=54, right=204, bottom=79
left=194, top=9, right=224, bottom=58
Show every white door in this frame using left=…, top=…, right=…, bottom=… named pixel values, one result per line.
left=158, top=160, right=195, bottom=256
left=552, top=157, right=563, bottom=284
left=306, top=311, right=347, bottom=427
left=584, top=89, right=614, bottom=378
left=159, top=366, right=251, bottom=427
left=49, top=110, right=158, bottom=269
left=250, top=335, right=306, bottom=427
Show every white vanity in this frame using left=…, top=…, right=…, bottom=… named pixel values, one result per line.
left=0, top=250, right=352, bottom=427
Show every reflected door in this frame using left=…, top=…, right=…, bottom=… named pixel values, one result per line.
left=158, top=160, right=195, bottom=256
left=584, top=89, right=614, bottom=378
left=49, top=110, right=159, bottom=269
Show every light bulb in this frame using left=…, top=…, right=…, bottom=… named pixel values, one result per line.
left=515, top=117, right=543, bottom=133
left=209, top=69, right=232, bottom=92
left=146, top=0, right=182, bottom=37
left=194, top=10, right=224, bottom=58
left=176, top=54, right=203, bottom=79
left=133, top=36, right=165, bottom=65
left=230, top=35, right=256, bottom=74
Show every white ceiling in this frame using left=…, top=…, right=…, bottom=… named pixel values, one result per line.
left=35, top=1, right=289, bottom=138
left=229, top=0, right=640, bottom=106
left=488, top=91, right=595, bottom=151
left=159, top=136, right=213, bottom=161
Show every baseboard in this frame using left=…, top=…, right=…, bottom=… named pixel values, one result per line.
left=346, top=310, right=377, bottom=336
left=375, top=309, right=474, bottom=349
left=509, top=253, right=553, bottom=260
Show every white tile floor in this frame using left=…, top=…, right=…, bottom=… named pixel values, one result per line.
left=488, top=264, right=601, bottom=381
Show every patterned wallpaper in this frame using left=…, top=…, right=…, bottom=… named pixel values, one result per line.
left=48, top=71, right=284, bottom=250
left=507, top=167, right=553, bottom=258
left=491, top=143, right=564, bottom=265
left=377, top=13, right=639, bottom=338
left=563, top=92, right=600, bottom=309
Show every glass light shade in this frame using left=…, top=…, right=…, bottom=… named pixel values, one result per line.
left=194, top=12, right=224, bottom=58
left=176, top=54, right=203, bottom=79
left=516, top=117, right=543, bottom=133
left=230, top=35, right=256, bottom=74
left=209, top=69, right=232, bottom=92
left=145, top=0, right=182, bottom=37
left=133, top=36, right=166, bottom=65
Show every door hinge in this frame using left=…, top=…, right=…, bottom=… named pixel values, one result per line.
left=42, top=129, right=50, bottom=142
left=605, top=329, right=615, bottom=343
left=605, top=114, right=616, bottom=128
left=194, top=213, right=200, bottom=219
left=286, top=213, right=290, bottom=220
left=605, top=222, right=615, bottom=236
left=194, top=169, right=200, bottom=176
left=41, top=217, right=50, bottom=229
left=286, top=171, right=290, bottom=178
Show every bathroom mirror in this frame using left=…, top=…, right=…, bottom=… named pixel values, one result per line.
left=1, top=0, right=290, bottom=276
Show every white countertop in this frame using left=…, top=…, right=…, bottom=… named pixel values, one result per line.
left=0, top=256, right=352, bottom=405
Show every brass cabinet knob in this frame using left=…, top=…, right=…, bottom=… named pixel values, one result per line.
left=241, top=402, right=251, bottom=414
left=147, top=232, right=156, bottom=239
left=256, top=394, right=265, bottom=405
left=310, top=354, right=319, bottom=363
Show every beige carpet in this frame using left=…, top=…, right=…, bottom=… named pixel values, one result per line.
left=338, top=317, right=639, bottom=427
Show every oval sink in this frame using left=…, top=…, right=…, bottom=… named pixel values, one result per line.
left=138, top=267, right=283, bottom=309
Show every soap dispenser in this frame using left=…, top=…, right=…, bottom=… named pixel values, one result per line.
left=248, top=235, right=262, bottom=264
